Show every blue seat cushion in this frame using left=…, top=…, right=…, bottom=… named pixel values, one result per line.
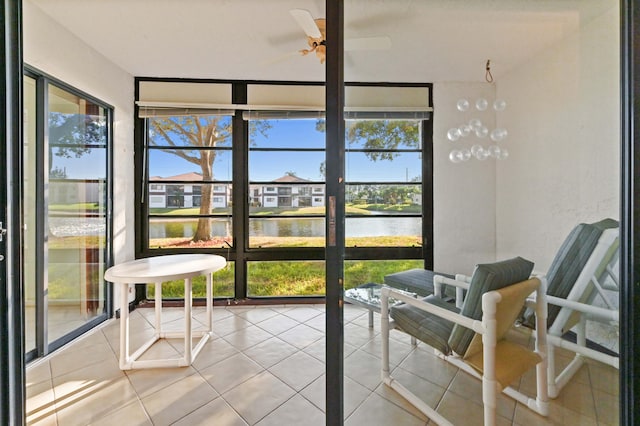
left=384, top=269, right=456, bottom=298
left=390, top=295, right=460, bottom=355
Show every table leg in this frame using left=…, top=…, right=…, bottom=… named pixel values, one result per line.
left=206, top=273, right=212, bottom=334
left=411, top=293, right=417, bottom=346
left=184, top=277, right=193, bottom=365
left=155, top=281, right=162, bottom=338
left=119, top=283, right=130, bottom=370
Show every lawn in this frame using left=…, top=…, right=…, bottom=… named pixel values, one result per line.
left=148, top=258, right=423, bottom=298
left=150, top=235, right=419, bottom=249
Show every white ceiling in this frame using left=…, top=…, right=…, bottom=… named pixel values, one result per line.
left=28, top=0, right=611, bottom=83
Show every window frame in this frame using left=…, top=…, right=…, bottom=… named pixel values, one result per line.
left=134, top=79, right=433, bottom=301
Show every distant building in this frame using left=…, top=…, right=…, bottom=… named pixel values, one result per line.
left=148, top=172, right=231, bottom=209
left=49, top=180, right=102, bottom=205
left=249, top=174, right=324, bottom=208
left=148, top=172, right=324, bottom=209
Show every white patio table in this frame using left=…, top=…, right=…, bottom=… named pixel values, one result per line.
left=104, top=254, right=226, bottom=370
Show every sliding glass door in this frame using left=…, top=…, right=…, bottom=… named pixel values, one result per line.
left=24, top=68, right=112, bottom=360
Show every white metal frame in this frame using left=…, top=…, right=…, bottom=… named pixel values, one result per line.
left=544, top=227, right=620, bottom=398
left=381, top=276, right=549, bottom=426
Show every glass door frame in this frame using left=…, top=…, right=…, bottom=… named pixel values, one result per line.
left=22, top=65, right=114, bottom=362
left=1, top=1, right=25, bottom=424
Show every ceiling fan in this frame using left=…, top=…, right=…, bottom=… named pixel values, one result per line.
left=289, top=9, right=392, bottom=64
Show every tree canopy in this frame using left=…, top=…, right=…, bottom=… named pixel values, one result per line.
left=49, top=112, right=106, bottom=158
left=316, top=118, right=421, bottom=176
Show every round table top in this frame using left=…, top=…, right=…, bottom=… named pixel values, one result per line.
left=104, top=254, right=227, bottom=283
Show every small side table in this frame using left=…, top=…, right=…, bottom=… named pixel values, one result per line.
left=345, top=282, right=418, bottom=345
left=104, top=254, right=226, bottom=370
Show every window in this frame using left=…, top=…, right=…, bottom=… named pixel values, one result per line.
left=248, top=118, right=326, bottom=249
left=345, top=119, right=423, bottom=247
left=135, top=80, right=432, bottom=300
left=144, top=114, right=233, bottom=249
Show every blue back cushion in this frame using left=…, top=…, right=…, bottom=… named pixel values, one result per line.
left=448, top=256, right=534, bottom=356
left=544, top=218, right=618, bottom=327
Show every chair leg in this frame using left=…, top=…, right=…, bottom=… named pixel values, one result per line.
left=482, top=293, right=499, bottom=426
left=482, top=377, right=498, bottom=426
left=381, top=289, right=391, bottom=383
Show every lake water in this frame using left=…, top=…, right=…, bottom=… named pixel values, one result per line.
left=148, top=217, right=421, bottom=238
left=49, top=216, right=421, bottom=239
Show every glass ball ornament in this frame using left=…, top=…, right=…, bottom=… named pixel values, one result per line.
left=490, top=128, right=508, bottom=142
left=456, top=99, right=470, bottom=111
left=449, top=150, right=462, bottom=163
left=488, top=145, right=501, bottom=158
left=493, top=99, right=507, bottom=111
left=476, top=98, right=488, bottom=111
left=447, top=128, right=461, bottom=141
left=460, top=149, right=471, bottom=161
left=469, top=118, right=482, bottom=129
left=471, top=144, right=484, bottom=158
left=459, top=124, right=472, bottom=137
left=476, top=149, right=490, bottom=160
left=496, top=148, right=509, bottom=160
left=475, top=126, right=489, bottom=138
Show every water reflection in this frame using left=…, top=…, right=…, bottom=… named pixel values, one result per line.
left=147, top=217, right=421, bottom=238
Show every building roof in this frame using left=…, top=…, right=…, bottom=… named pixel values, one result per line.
left=273, top=174, right=311, bottom=183
left=149, top=172, right=204, bottom=181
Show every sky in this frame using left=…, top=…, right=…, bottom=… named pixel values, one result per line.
left=149, top=119, right=422, bottom=183
left=51, top=118, right=422, bottom=183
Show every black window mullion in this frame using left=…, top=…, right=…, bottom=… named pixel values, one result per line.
left=232, top=82, right=248, bottom=299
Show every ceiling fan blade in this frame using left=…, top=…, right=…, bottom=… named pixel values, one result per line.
left=260, top=50, right=301, bottom=67
left=289, top=9, right=322, bottom=39
left=345, top=36, right=392, bottom=51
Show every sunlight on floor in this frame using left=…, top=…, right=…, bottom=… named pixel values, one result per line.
left=26, top=305, right=619, bottom=425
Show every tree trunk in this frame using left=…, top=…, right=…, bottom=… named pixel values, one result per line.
left=193, top=155, right=214, bottom=241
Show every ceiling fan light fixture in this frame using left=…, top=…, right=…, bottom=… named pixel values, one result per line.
left=287, top=9, right=391, bottom=65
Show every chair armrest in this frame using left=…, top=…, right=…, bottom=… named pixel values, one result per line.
left=454, top=273, right=472, bottom=283
left=434, top=275, right=470, bottom=308
left=381, top=286, right=480, bottom=332
left=546, top=295, right=619, bottom=322
left=531, top=270, right=546, bottom=278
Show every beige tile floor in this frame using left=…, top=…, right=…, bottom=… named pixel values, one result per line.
left=26, top=304, right=619, bottom=425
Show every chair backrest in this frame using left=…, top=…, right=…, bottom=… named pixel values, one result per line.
left=549, top=225, right=619, bottom=335
left=448, top=256, right=534, bottom=356
left=462, top=278, right=542, bottom=388
left=545, top=218, right=618, bottom=326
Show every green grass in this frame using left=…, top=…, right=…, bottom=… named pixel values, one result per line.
left=49, top=236, right=105, bottom=249
left=150, top=236, right=420, bottom=249
left=147, top=264, right=235, bottom=299
left=49, top=202, right=102, bottom=212
left=347, top=203, right=422, bottom=213
left=149, top=207, right=231, bottom=215
left=149, top=259, right=424, bottom=299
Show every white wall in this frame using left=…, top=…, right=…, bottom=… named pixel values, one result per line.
left=432, top=83, right=498, bottom=276
left=495, top=5, right=620, bottom=272
left=24, top=1, right=136, bottom=309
